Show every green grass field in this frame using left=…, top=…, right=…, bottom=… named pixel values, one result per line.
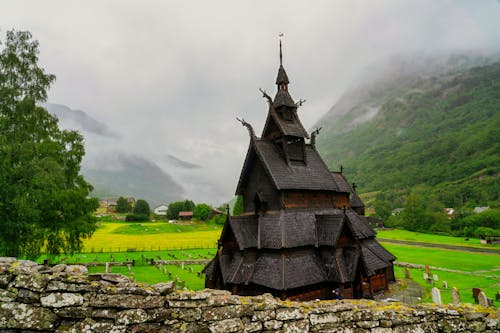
left=376, top=229, right=494, bottom=249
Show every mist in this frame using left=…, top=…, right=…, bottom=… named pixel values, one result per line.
left=2, top=0, right=500, bottom=205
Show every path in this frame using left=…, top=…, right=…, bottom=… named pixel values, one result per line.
left=378, top=238, right=500, bottom=255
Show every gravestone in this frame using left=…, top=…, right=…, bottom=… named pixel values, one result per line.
left=105, top=262, right=110, bottom=273
left=478, top=291, right=489, bottom=307
left=127, top=264, right=132, bottom=274
left=423, top=273, right=428, bottom=280
left=431, top=287, right=442, bottom=305
left=404, top=267, right=411, bottom=279
left=442, top=281, right=448, bottom=289
left=425, top=266, right=431, bottom=275
left=452, top=287, right=460, bottom=305
left=433, top=274, right=438, bottom=281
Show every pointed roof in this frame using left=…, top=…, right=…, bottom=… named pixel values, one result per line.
left=276, top=65, right=290, bottom=85
left=235, top=140, right=340, bottom=194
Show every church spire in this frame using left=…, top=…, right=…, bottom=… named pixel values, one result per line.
left=276, top=38, right=289, bottom=88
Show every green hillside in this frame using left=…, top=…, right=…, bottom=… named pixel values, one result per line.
left=316, top=57, right=500, bottom=208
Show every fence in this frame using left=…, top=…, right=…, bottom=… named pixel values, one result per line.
left=77, top=244, right=217, bottom=254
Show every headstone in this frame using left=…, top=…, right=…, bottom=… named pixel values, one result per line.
left=477, top=291, right=489, bottom=307
left=431, top=287, right=442, bottom=305
left=425, top=266, right=431, bottom=275
left=181, top=263, right=185, bottom=270
left=472, top=288, right=482, bottom=303
left=404, top=267, right=411, bottom=279
left=129, top=272, right=134, bottom=282
left=423, top=273, right=428, bottom=280
left=451, top=287, right=460, bottom=305
left=442, top=281, right=448, bottom=289
left=105, top=262, right=110, bottom=273
left=127, top=264, right=132, bottom=274
left=433, top=274, right=438, bottom=281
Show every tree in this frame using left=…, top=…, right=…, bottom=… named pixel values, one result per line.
left=233, top=196, right=243, bottom=216
left=167, top=200, right=195, bottom=219
left=133, top=199, right=150, bottom=216
left=193, top=203, right=211, bottom=221
left=0, top=30, right=98, bottom=258
left=116, top=197, right=131, bottom=213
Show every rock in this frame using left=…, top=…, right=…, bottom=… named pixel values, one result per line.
left=168, top=307, right=202, bottom=322
left=91, top=293, right=165, bottom=309
left=282, top=319, right=310, bottom=332
left=0, top=274, right=14, bottom=287
left=46, top=279, right=96, bottom=292
left=8, top=260, right=38, bottom=274
left=88, top=273, right=130, bottom=284
left=276, top=307, right=306, bottom=320
left=152, top=281, right=175, bottom=295
left=51, top=264, right=67, bottom=273
left=208, top=318, right=244, bottom=333
left=251, top=309, right=276, bottom=321
left=0, top=289, right=17, bottom=302
left=12, top=273, right=49, bottom=292
left=40, top=292, right=84, bottom=307
left=16, top=288, right=40, bottom=303
left=263, top=319, right=283, bottom=330
left=65, top=265, right=88, bottom=275
left=116, top=309, right=149, bottom=325
left=0, top=302, right=58, bottom=330
left=53, top=306, right=92, bottom=318
left=243, top=321, right=262, bottom=333
left=202, top=305, right=245, bottom=321
left=68, top=318, right=115, bottom=333
left=92, top=308, right=118, bottom=319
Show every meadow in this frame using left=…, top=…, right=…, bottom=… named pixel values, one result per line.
left=376, top=229, right=494, bottom=249
left=37, top=220, right=498, bottom=306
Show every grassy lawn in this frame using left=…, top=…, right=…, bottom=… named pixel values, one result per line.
left=382, top=243, right=500, bottom=272
left=394, top=266, right=499, bottom=306
left=376, top=229, right=494, bottom=249
left=81, top=221, right=222, bottom=252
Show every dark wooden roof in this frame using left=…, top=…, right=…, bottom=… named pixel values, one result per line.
left=316, top=214, right=344, bottom=246
left=362, top=239, right=396, bottom=262
left=251, top=250, right=327, bottom=290
left=360, top=246, right=391, bottom=276
left=321, top=247, right=360, bottom=283
left=228, top=215, right=258, bottom=250
left=253, top=141, right=339, bottom=191
left=331, top=172, right=353, bottom=193
left=274, top=90, right=296, bottom=108
left=344, top=211, right=376, bottom=239
left=276, top=64, right=289, bottom=85
left=262, top=107, right=309, bottom=139
left=258, top=211, right=317, bottom=249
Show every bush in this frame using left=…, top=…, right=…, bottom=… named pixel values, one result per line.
left=209, top=214, right=227, bottom=225
left=125, top=214, right=150, bottom=222
left=194, top=203, right=211, bottom=221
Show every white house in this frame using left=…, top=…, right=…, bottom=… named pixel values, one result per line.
left=154, top=204, right=168, bottom=216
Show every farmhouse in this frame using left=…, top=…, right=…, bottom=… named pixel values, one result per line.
left=154, top=204, right=168, bottom=216
left=178, top=211, right=193, bottom=220
left=204, top=44, right=396, bottom=301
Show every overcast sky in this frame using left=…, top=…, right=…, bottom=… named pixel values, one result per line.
left=2, top=1, right=500, bottom=204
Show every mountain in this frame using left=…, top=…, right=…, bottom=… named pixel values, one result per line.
left=315, top=53, right=500, bottom=208
left=45, top=103, right=184, bottom=207
left=83, top=153, right=184, bottom=207
left=45, top=103, right=118, bottom=138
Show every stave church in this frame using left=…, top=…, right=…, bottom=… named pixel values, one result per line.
left=203, top=43, right=396, bottom=301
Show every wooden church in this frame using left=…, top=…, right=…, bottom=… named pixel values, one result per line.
left=203, top=44, right=396, bottom=301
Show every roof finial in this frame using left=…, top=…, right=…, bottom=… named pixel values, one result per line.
left=279, top=33, right=284, bottom=66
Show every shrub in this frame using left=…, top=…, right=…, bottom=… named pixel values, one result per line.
left=125, top=214, right=150, bottom=222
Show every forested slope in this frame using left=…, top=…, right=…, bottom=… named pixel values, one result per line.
left=315, top=56, right=500, bottom=208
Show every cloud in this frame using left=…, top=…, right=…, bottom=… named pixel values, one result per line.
left=1, top=0, right=499, bottom=204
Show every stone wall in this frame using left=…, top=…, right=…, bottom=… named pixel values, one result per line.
left=0, top=257, right=498, bottom=332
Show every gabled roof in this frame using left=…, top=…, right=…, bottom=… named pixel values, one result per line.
left=360, top=246, right=392, bottom=276
left=250, top=140, right=339, bottom=191
left=362, top=239, right=396, bottom=262
left=344, top=211, right=375, bottom=239
left=262, top=107, right=309, bottom=139
left=228, top=215, right=258, bottom=250
left=274, top=90, right=296, bottom=108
